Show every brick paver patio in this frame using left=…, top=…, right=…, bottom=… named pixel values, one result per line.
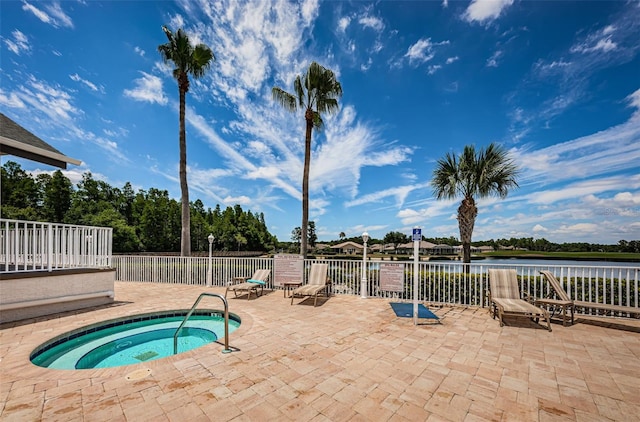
left=1, top=281, right=639, bottom=421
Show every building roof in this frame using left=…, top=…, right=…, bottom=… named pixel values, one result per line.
left=330, top=241, right=364, bottom=250
left=0, top=113, right=81, bottom=169
left=398, top=241, right=437, bottom=249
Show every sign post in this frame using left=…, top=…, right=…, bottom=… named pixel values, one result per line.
left=412, top=227, right=421, bottom=325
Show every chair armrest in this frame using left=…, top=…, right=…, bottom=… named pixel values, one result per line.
left=522, top=292, right=535, bottom=304
left=232, top=276, right=249, bottom=285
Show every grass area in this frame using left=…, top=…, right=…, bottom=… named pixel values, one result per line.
left=481, top=250, right=640, bottom=261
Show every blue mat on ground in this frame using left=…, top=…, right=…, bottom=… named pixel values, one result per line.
left=390, top=302, right=439, bottom=320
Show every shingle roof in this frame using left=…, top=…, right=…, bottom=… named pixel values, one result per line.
left=0, top=113, right=81, bottom=169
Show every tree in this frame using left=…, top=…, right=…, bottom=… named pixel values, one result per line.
left=307, top=220, right=317, bottom=248
left=272, top=62, right=342, bottom=258
left=339, top=231, right=346, bottom=241
left=432, top=143, right=519, bottom=265
left=42, top=170, right=73, bottom=222
left=234, top=233, right=247, bottom=251
left=383, top=231, right=409, bottom=254
left=158, top=25, right=214, bottom=256
left=291, top=227, right=302, bottom=244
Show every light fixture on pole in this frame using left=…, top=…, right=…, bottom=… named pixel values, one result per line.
left=207, top=234, right=215, bottom=287
left=361, top=231, right=369, bottom=298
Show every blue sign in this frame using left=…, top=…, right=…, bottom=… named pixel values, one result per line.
left=412, top=228, right=421, bottom=241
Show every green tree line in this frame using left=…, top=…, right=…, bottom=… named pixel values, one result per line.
left=0, top=161, right=277, bottom=253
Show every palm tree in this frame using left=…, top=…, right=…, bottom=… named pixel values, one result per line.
left=431, top=143, right=519, bottom=265
left=339, top=231, right=346, bottom=241
left=158, top=25, right=214, bottom=256
left=272, top=62, right=342, bottom=258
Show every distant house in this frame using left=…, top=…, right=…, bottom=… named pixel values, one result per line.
left=396, top=241, right=437, bottom=255
left=370, top=243, right=395, bottom=253
left=330, top=241, right=365, bottom=255
left=433, top=244, right=455, bottom=255
left=477, top=245, right=494, bottom=253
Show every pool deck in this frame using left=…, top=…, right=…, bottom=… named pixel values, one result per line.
left=1, top=281, right=639, bottom=421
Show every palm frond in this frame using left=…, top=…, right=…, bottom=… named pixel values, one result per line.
left=157, top=25, right=214, bottom=82
left=271, top=87, right=297, bottom=112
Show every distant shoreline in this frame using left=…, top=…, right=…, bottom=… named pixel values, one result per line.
left=475, top=254, right=640, bottom=263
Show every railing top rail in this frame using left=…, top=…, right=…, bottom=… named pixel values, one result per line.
left=422, top=261, right=640, bottom=270
left=0, top=218, right=112, bottom=232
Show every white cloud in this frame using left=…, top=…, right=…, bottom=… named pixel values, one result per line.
left=345, top=182, right=429, bottom=208
left=0, top=89, right=26, bottom=108
left=445, top=56, right=459, bottom=65
left=123, top=72, right=168, bottom=105
left=523, top=175, right=640, bottom=205
left=69, top=73, right=103, bottom=93
left=428, top=65, right=442, bottom=75
left=514, top=10, right=640, bottom=134
left=627, top=88, right=640, bottom=115
left=513, top=94, right=640, bottom=186
left=404, top=38, right=449, bottom=65
left=134, top=46, right=145, bottom=57
left=358, top=16, right=384, bottom=32
left=337, top=16, right=350, bottom=32
left=20, top=76, right=78, bottom=122
left=4, top=30, right=30, bottom=55
left=532, top=224, right=547, bottom=233
left=571, top=25, right=618, bottom=54
left=22, top=1, right=74, bottom=29
left=463, top=0, right=514, bottom=24
left=486, top=50, right=503, bottom=67
left=555, top=223, right=599, bottom=235
left=222, top=195, right=252, bottom=206
left=405, top=39, right=435, bottom=64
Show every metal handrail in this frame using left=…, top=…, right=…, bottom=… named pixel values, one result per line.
left=173, top=292, right=231, bottom=354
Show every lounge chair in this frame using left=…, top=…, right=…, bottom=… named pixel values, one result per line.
left=291, top=263, right=331, bottom=307
left=488, top=269, right=551, bottom=331
left=225, top=269, right=270, bottom=300
left=536, top=271, right=575, bottom=326
left=540, top=270, right=640, bottom=320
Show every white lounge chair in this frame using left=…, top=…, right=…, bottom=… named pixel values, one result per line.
left=488, top=269, right=551, bottom=331
left=290, top=263, right=331, bottom=307
left=225, top=269, right=270, bottom=300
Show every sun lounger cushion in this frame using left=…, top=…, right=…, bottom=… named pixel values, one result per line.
left=247, top=279, right=265, bottom=285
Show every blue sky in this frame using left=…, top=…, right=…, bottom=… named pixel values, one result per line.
left=1, top=0, right=639, bottom=245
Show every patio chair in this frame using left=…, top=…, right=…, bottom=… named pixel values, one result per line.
left=225, top=269, right=270, bottom=300
left=537, top=271, right=575, bottom=326
left=488, top=269, right=551, bottom=331
left=291, top=263, right=331, bottom=307
left=540, top=270, right=640, bottom=320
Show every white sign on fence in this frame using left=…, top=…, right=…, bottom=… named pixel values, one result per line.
left=380, top=263, right=405, bottom=292
left=273, top=254, right=304, bottom=287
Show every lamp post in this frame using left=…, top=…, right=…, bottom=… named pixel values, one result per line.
left=207, top=234, right=214, bottom=287
left=361, top=231, right=369, bottom=298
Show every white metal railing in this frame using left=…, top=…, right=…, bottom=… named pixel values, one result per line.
left=112, top=256, right=640, bottom=316
left=1, top=219, right=112, bottom=272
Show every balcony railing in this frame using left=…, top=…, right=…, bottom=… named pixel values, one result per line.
left=1, top=219, right=112, bottom=272
left=112, top=255, right=640, bottom=316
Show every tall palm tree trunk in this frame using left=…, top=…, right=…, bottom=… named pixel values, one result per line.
left=179, top=86, right=191, bottom=256
left=301, top=110, right=313, bottom=258
left=457, top=197, right=477, bottom=269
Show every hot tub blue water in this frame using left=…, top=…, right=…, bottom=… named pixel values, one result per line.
left=30, top=310, right=240, bottom=369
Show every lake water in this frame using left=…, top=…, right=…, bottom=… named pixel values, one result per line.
left=470, top=258, right=639, bottom=268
